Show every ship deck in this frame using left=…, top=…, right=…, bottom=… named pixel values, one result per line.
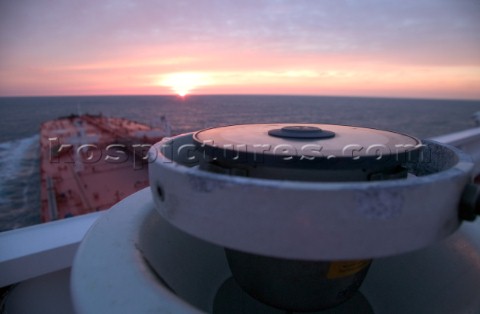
left=39, top=115, right=164, bottom=221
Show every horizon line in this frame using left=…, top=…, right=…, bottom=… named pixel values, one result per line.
left=1, top=93, right=479, bottom=102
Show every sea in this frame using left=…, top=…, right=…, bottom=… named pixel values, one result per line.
left=1, top=95, right=480, bottom=232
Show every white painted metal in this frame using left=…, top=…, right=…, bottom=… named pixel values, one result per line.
left=3, top=126, right=480, bottom=313
left=148, top=134, right=473, bottom=259
left=70, top=186, right=480, bottom=314
left=70, top=188, right=230, bottom=314
left=362, top=218, right=480, bottom=313
left=0, top=211, right=102, bottom=287
left=1, top=127, right=477, bottom=289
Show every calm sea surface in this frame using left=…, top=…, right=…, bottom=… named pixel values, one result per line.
left=1, top=95, right=480, bottom=231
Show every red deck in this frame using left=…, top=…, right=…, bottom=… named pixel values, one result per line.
left=39, top=115, right=166, bottom=221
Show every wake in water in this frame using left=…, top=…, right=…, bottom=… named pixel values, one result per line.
left=0, top=135, right=41, bottom=231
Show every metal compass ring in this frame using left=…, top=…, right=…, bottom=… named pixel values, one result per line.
left=149, top=133, right=473, bottom=260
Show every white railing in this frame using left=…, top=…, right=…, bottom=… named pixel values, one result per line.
left=431, top=127, right=480, bottom=147
left=0, top=211, right=103, bottom=287
left=431, top=127, right=480, bottom=174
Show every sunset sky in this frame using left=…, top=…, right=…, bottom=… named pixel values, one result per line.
left=0, top=0, right=479, bottom=99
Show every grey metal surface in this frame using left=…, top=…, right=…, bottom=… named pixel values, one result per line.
left=193, top=123, right=420, bottom=158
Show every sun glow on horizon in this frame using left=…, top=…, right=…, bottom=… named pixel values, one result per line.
left=159, top=72, right=211, bottom=96
left=1, top=1, right=479, bottom=99
left=152, top=67, right=480, bottom=99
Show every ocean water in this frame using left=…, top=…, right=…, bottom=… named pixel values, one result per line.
left=1, top=95, right=480, bottom=231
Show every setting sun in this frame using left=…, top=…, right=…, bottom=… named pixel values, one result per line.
left=159, top=72, right=211, bottom=96
left=1, top=1, right=479, bottom=100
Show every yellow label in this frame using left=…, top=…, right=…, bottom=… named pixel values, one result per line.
left=326, top=260, right=370, bottom=279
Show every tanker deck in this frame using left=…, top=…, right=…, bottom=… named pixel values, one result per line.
left=39, top=114, right=168, bottom=221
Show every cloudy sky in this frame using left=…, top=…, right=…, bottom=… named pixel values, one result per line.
left=0, top=0, right=479, bottom=99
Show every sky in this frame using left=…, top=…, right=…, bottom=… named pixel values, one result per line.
left=0, top=0, right=479, bottom=99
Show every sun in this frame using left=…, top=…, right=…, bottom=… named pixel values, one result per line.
left=175, top=87, right=189, bottom=97
left=159, top=72, right=210, bottom=96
